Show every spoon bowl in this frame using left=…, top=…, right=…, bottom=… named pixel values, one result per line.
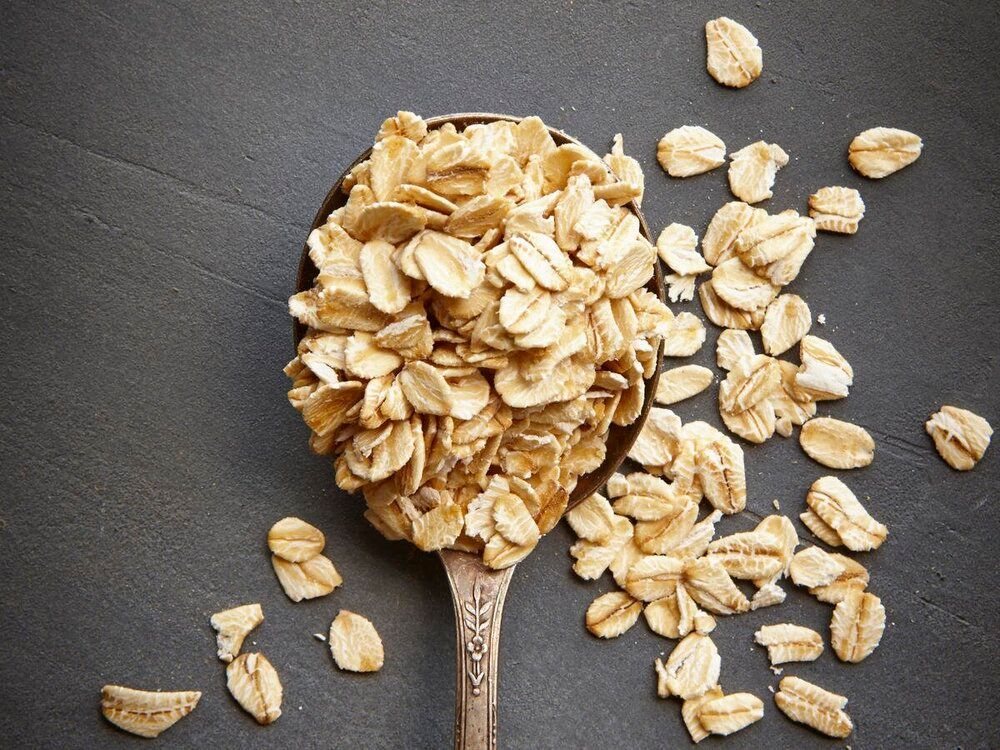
left=293, top=113, right=663, bottom=748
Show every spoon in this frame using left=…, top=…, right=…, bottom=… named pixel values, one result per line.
left=294, top=113, right=663, bottom=749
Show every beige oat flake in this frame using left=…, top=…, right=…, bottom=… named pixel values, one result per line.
left=830, top=590, right=885, bottom=663
left=211, top=603, right=264, bottom=663
left=705, top=17, right=763, bottom=88
left=657, top=126, right=726, bottom=177
left=754, top=623, right=823, bottom=665
left=101, top=685, right=202, bottom=738
left=699, top=692, right=765, bottom=736
left=808, top=187, right=865, bottom=234
left=267, top=517, right=325, bottom=563
left=226, top=652, right=282, bottom=725
left=663, top=633, right=721, bottom=700
left=760, top=295, right=811, bottom=356
left=775, top=675, right=853, bottom=738
left=329, top=610, right=385, bottom=672
left=585, top=590, right=643, bottom=638
left=806, top=476, right=887, bottom=551
left=681, top=685, right=724, bottom=742
left=727, top=142, right=788, bottom=204
left=848, top=127, right=922, bottom=178
left=925, top=405, right=993, bottom=471
left=272, top=553, right=343, bottom=602
left=789, top=546, right=845, bottom=589
left=655, top=365, right=714, bottom=405
left=800, top=418, right=875, bottom=469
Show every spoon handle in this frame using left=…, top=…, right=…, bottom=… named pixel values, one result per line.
left=439, top=549, right=516, bottom=750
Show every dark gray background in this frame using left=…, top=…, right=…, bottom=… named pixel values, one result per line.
left=2, top=1, right=998, bottom=747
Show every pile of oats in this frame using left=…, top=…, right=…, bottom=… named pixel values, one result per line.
left=285, top=112, right=675, bottom=568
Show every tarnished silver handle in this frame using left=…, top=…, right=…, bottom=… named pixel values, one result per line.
left=439, top=549, right=516, bottom=750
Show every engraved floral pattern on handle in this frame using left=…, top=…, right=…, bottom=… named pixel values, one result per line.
left=440, top=549, right=516, bottom=750
left=463, top=580, right=493, bottom=696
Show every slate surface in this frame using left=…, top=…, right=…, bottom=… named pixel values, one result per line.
left=2, top=1, right=998, bottom=747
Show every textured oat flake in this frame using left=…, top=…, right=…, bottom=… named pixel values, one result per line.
left=830, top=590, right=885, bottom=663
left=806, top=476, right=887, bottom=551
left=267, top=517, right=326, bottom=563
left=727, top=142, right=788, bottom=204
left=211, top=603, right=264, bottom=663
left=705, top=17, right=763, bottom=88
left=329, top=610, right=385, bottom=672
left=925, top=405, right=993, bottom=471
left=585, top=590, right=643, bottom=638
left=808, top=186, right=865, bottom=234
left=226, top=652, right=283, bottom=725
left=655, top=365, right=714, bottom=405
left=699, top=693, right=765, bottom=736
left=775, top=675, right=853, bottom=738
left=657, top=126, right=726, bottom=177
left=101, top=685, right=202, bottom=738
left=848, top=127, right=922, bottom=178
left=800, top=418, right=875, bottom=469
left=754, top=623, right=823, bottom=664
left=760, top=295, right=811, bottom=356
left=663, top=633, right=721, bottom=699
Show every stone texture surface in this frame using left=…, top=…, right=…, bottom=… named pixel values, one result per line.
left=1, top=1, right=998, bottom=747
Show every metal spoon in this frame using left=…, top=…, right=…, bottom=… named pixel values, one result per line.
left=294, top=113, right=663, bottom=749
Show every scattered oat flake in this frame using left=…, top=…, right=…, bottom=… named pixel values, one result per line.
left=211, top=603, right=264, bottom=663
left=329, top=610, right=385, bottom=672
left=272, top=553, right=342, bottom=602
left=699, top=693, right=765, bottom=736
left=682, top=685, right=724, bottom=742
left=830, top=590, right=885, bottom=663
left=101, top=685, right=202, bottom=738
left=775, top=675, right=853, bottom=738
left=657, top=126, right=726, bottom=177
left=705, top=17, right=763, bottom=88
left=663, top=633, right=721, bottom=700
left=789, top=546, right=845, bottom=589
left=806, top=476, right=887, bottom=551
left=761, top=295, right=811, bottom=356
left=267, top=517, right=325, bottom=563
left=925, top=405, right=992, bottom=471
left=800, top=418, right=875, bottom=469
left=586, top=590, right=643, bottom=638
left=848, top=127, right=922, bottom=178
left=755, top=623, right=823, bottom=665
left=226, top=652, right=283, bottom=725
left=655, top=365, right=714, bottom=405
left=809, top=187, right=865, bottom=234
left=727, top=141, right=788, bottom=204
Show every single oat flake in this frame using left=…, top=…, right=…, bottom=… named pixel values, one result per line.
left=727, top=142, right=788, bottom=204
left=775, top=675, right=853, bottom=739
left=656, top=223, right=711, bottom=276
left=830, top=590, right=885, bottom=663
left=809, top=187, right=866, bottom=234
left=806, top=476, right=887, bottom=551
left=705, top=17, right=763, bottom=88
left=925, top=405, right=993, bottom=470
left=663, top=633, right=721, bottom=700
left=272, top=553, right=343, bottom=602
left=329, top=610, right=385, bottom=672
left=655, top=365, right=714, bottom=405
left=799, top=418, right=875, bottom=469
left=760, top=294, right=811, bottom=356
left=101, top=685, right=202, bottom=738
left=789, top=546, right=845, bottom=589
left=681, top=685, right=725, bottom=742
left=267, top=516, right=326, bottom=563
left=226, top=652, right=283, bottom=725
left=211, top=603, right=264, bottom=663
left=848, top=127, right=922, bottom=178
left=698, top=692, right=765, bottom=736
left=657, top=126, right=727, bottom=177
left=586, top=590, right=643, bottom=638
left=754, top=623, right=823, bottom=665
